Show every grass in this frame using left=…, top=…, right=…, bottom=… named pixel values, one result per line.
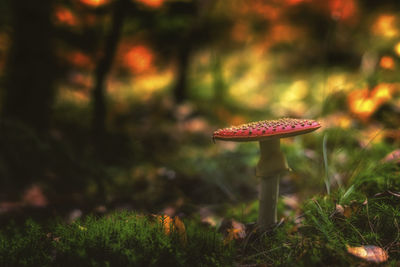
left=0, top=213, right=233, bottom=267
left=236, top=187, right=400, bottom=266
left=235, top=145, right=400, bottom=266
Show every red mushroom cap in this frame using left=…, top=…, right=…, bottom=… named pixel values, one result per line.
left=213, top=118, right=321, bottom=142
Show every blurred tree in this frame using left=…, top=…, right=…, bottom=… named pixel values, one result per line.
left=139, top=0, right=231, bottom=104
left=92, top=0, right=129, bottom=143
left=2, top=0, right=57, bottom=132
left=171, top=0, right=230, bottom=104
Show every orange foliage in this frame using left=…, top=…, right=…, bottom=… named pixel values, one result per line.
left=348, top=89, right=374, bottom=120
left=68, top=51, right=94, bottom=69
left=135, top=0, right=164, bottom=8
left=379, top=56, right=395, bottom=70
left=348, top=84, right=395, bottom=120
left=270, top=24, right=301, bottom=43
left=251, top=1, right=280, bottom=20
left=329, top=0, right=357, bottom=21
left=231, top=22, right=251, bottom=42
left=54, top=7, right=78, bottom=26
left=68, top=72, right=93, bottom=89
left=395, top=42, right=400, bottom=56
left=372, top=15, right=398, bottom=38
left=224, top=220, right=246, bottom=244
left=124, top=45, right=154, bottom=74
left=80, top=0, right=109, bottom=7
left=370, top=83, right=394, bottom=104
left=157, top=215, right=187, bottom=244
left=241, top=0, right=286, bottom=21
left=286, top=0, right=308, bottom=5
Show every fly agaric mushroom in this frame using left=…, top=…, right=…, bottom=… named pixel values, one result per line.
left=213, top=118, right=321, bottom=230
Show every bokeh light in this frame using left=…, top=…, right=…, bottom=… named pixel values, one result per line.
left=135, top=0, right=164, bottom=8
left=68, top=51, right=94, bottom=69
left=54, top=7, right=78, bottom=26
left=372, top=15, right=399, bottom=38
left=394, top=42, right=400, bottom=57
left=123, top=45, right=154, bottom=74
left=80, top=0, right=109, bottom=7
left=329, top=0, right=357, bottom=22
left=379, top=56, right=395, bottom=70
left=348, top=83, right=396, bottom=120
left=370, top=83, right=394, bottom=104
left=348, top=89, right=376, bottom=120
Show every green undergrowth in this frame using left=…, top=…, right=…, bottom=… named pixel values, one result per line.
left=237, top=193, right=400, bottom=266
left=237, top=161, right=400, bottom=266
left=0, top=212, right=233, bottom=267
left=1, top=157, right=399, bottom=266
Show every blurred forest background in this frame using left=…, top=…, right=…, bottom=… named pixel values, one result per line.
left=0, top=0, right=400, bottom=223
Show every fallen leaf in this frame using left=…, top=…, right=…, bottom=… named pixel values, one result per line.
left=68, top=209, right=83, bottom=222
left=220, top=219, right=246, bottom=245
left=173, top=216, right=187, bottom=244
left=46, top=233, right=61, bottom=242
left=382, top=149, right=400, bottom=164
left=282, top=194, right=299, bottom=210
left=346, top=245, right=388, bottom=263
left=158, top=215, right=174, bottom=235
left=342, top=200, right=368, bottom=218
left=22, top=184, right=47, bottom=207
left=157, top=215, right=187, bottom=244
left=0, top=201, right=22, bottom=213
left=201, top=215, right=221, bottom=227
left=335, top=204, right=345, bottom=215
left=343, top=205, right=357, bottom=218
left=199, top=206, right=222, bottom=227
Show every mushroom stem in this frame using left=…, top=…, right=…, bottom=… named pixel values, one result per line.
left=256, top=139, right=287, bottom=230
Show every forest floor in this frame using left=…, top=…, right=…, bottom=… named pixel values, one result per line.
left=1, top=100, right=400, bottom=266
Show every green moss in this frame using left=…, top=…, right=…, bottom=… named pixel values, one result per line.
left=0, top=213, right=233, bottom=267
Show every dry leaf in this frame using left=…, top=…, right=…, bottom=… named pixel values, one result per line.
left=157, top=215, right=187, bottom=244
left=173, top=216, right=187, bottom=244
left=343, top=205, right=357, bottom=218
left=199, top=207, right=222, bottom=227
left=342, top=200, right=367, bottom=218
left=382, top=149, right=400, bottom=164
left=22, top=185, right=48, bottom=207
left=346, top=245, right=388, bottom=263
left=282, top=194, right=299, bottom=210
left=46, top=233, right=61, bottom=242
left=201, top=216, right=221, bottom=227
left=221, top=219, right=246, bottom=245
left=335, top=204, right=344, bottom=215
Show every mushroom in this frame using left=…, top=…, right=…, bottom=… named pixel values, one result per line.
left=213, top=118, right=321, bottom=230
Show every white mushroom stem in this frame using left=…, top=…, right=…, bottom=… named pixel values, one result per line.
left=256, top=138, right=288, bottom=230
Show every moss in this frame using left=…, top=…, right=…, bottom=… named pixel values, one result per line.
left=0, top=213, right=233, bottom=267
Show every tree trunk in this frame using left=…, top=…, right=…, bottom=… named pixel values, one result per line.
left=173, top=43, right=191, bottom=104
left=2, top=0, right=56, bottom=132
left=92, top=0, right=128, bottom=142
